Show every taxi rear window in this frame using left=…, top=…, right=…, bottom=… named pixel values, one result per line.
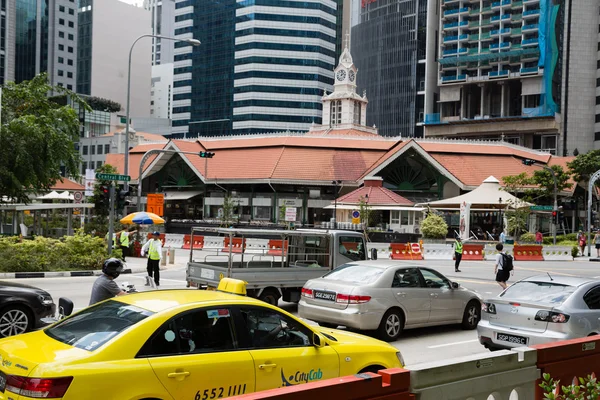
left=45, top=300, right=154, bottom=351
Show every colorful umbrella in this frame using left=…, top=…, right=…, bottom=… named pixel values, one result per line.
left=120, top=212, right=165, bottom=225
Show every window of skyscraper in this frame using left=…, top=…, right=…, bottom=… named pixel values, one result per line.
left=68, top=46, right=73, bottom=53
left=68, top=21, right=74, bottom=28
left=82, top=146, right=88, bottom=155
left=104, top=144, right=110, bottom=154
left=67, top=84, right=72, bottom=90
left=58, top=57, right=64, bottom=63
left=68, top=33, right=74, bottom=40
left=59, top=5, right=65, bottom=12
left=58, top=70, right=64, bottom=76
left=59, top=18, right=65, bottom=25
left=59, top=31, right=65, bottom=38
left=67, top=71, right=73, bottom=78
left=69, top=8, right=74, bottom=15
left=67, top=59, right=73, bottom=66
left=59, top=44, right=64, bottom=51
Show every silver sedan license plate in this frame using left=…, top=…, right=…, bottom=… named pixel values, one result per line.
left=497, top=333, right=527, bottom=345
left=314, top=290, right=336, bottom=301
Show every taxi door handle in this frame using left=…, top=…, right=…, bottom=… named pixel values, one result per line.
left=167, top=371, right=190, bottom=379
left=259, top=363, right=277, bottom=370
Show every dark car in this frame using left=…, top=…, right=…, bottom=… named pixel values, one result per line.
left=0, top=280, right=56, bottom=337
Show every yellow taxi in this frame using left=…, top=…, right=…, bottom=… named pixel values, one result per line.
left=0, top=279, right=403, bottom=400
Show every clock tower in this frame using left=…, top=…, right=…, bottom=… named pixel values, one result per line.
left=319, top=42, right=368, bottom=128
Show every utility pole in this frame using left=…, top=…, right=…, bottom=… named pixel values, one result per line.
left=108, top=183, right=115, bottom=256
left=587, top=170, right=600, bottom=257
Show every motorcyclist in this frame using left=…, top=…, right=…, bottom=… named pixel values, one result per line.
left=89, top=258, right=127, bottom=306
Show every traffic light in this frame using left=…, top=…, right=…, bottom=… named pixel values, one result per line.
left=558, top=211, right=565, bottom=225
left=117, top=188, right=131, bottom=212
left=199, top=151, right=215, bottom=158
left=99, top=185, right=110, bottom=207
left=522, top=159, right=536, bottom=166
left=552, top=210, right=557, bottom=224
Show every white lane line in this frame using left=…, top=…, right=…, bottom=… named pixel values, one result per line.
left=427, top=339, right=479, bottom=349
left=126, top=276, right=187, bottom=284
left=485, top=292, right=493, bottom=294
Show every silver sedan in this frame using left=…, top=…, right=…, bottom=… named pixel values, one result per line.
left=298, top=261, right=483, bottom=341
left=478, top=275, right=600, bottom=350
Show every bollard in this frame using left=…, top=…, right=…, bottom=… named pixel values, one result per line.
left=161, top=249, right=167, bottom=266
left=169, top=248, right=175, bottom=264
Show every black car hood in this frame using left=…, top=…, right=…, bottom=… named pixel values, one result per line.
left=0, top=280, right=48, bottom=293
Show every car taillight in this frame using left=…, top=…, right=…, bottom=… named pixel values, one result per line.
left=301, top=287, right=313, bottom=298
left=335, top=294, right=371, bottom=304
left=482, top=302, right=496, bottom=314
left=535, top=311, right=570, bottom=323
left=6, top=375, right=73, bottom=398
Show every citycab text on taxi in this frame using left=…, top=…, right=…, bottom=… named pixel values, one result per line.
left=0, top=278, right=403, bottom=400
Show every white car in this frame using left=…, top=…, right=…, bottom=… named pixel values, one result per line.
left=298, top=261, right=482, bottom=341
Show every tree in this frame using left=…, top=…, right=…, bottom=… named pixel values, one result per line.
left=420, top=211, right=448, bottom=239
left=568, top=149, right=600, bottom=183
left=502, top=165, right=572, bottom=203
left=91, top=164, right=119, bottom=217
left=220, top=194, right=236, bottom=227
left=358, top=196, right=372, bottom=235
left=0, top=74, right=88, bottom=203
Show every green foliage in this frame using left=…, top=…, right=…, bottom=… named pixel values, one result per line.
left=85, top=96, right=122, bottom=113
left=568, top=149, right=600, bottom=183
left=572, top=246, right=579, bottom=258
left=519, top=232, right=536, bottom=243
left=502, top=165, right=572, bottom=204
left=220, top=194, right=236, bottom=227
left=506, top=208, right=528, bottom=238
left=420, top=212, right=448, bottom=239
left=358, top=196, right=372, bottom=234
left=0, top=74, right=86, bottom=203
left=540, top=372, right=600, bottom=400
left=0, top=230, right=117, bottom=272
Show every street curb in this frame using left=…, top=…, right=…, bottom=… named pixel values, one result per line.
left=0, top=267, right=148, bottom=280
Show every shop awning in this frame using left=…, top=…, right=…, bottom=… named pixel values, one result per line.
left=163, top=191, right=203, bottom=201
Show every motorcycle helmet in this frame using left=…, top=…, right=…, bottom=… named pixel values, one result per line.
left=102, top=258, right=124, bottom=279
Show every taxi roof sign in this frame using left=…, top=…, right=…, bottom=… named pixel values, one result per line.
left=217, top=278, right=247, bottom=296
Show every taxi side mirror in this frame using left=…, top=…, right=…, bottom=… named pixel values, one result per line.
left=451, top=282, right=460, bottom=289
left=58, top=297, right=74, bottom=318
left=371, top=248, right=378, bottom=260
left=313, top=333, right=326, bottom=348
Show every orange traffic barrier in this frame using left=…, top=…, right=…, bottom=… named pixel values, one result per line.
left=267, top=239, right=288, bottom=256
left=461, top=243, right=484, bottom=260
left=182, top=234, right=192, bottom=250
left=146, top=233, right=165, bottom=246
left=532, top=336, right=600, bottom=399
left=229, top=369, right=413, bottom=400
left=223, top=237, right=246, bottom=253
left=190, top=235, right=204, bottom=250
left=390, top=243, right=423, bottom=260
left=513, top=244, right=544, bottom=261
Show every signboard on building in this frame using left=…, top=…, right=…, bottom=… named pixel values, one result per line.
left=85, top=169, right=96, bottom=197
left=147, top=194, right=165, bottom=216
left=361, top=0, right=376, bottom=7
left=285, top=207, right=297, bottom=222
left=459, top=201, right=471, bottom=240
left=352, top=210, right=361, bottom=224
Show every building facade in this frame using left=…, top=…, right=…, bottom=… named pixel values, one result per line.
left=351, top=0, right=427, bottom=138
left=172, top=0, right=338, bottom=137
left=1, top=0, right=77, bottom=88
left=424, top=0, right=599, bottom=156
left=76, top=0, right=151, bottom=117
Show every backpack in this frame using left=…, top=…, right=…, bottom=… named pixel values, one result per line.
left=501, top=253, right=514, bottom=272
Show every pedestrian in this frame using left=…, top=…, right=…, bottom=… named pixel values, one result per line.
left=453, top=236, right=463, bottom=272
left=104, top=231, right=116, bottom=249
left=141, top=231, right=162, bottom=287
left=579, top=233, right=587, bottom=257
left=499, top=230, right=506, bottom=244
left=119, top=227, right=137, bottom=262
left=494, top=243, right=514, bottom=290
left=594, top=230, right=600, bottom=258
left=535, top=230, right=543, bottom=245
left=89, top=258, right=127, bottom=306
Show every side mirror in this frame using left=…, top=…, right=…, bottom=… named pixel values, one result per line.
left=371, top=248, right=378, bottom=260
left=313, top=332, right=326, bottom=348
left=451, top=282, right=460, bottom=289
left=58, top=297, right=74, bottom=319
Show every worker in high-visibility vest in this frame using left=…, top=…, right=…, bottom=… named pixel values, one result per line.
left=141, top=231, right=162, bottom=287
left=454, top=236, right=463, bottom=273
left=119, top=227, right=137, bottom=262
left=105, top=231, right=116, bottom=249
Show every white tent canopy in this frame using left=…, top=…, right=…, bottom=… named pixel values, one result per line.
left=418, top=176, right=532, bottom=209
left=37, top=191, right=61, bottom=200
left=58, top=191, right=74, bottom=200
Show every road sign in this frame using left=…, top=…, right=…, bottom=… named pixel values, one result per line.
left=530, top=205, right=553, bottom=211
left=285, top=207, right=297, bottom=222
left=73, top=191, right=83, bottom=202
left=147, top=193, right=164, bottom=216
left=85, top=169, right=96, bottom=196
left=95, top=173, right=131, bottom=182
left=352, top=210, right=361, bottom=224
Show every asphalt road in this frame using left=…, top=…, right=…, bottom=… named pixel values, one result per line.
left=11, top=256, right=600, bottom=368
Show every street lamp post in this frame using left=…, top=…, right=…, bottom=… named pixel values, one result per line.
left=522, top=159, right=558, bottom=245
left=124, top=34, right=201, bottom=192
left=137, top=149, right=214, bottom=212
left=332, top=180, right=341, bottom=229
left=498, top=197, right=503, bottom=238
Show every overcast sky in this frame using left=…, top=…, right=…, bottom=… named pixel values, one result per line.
left=119, top=0, right=143, bottom=6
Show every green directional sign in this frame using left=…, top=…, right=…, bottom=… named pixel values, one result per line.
left=529, top=205, right=553, bottom=211
left=96, top=173, right=131, bottom=182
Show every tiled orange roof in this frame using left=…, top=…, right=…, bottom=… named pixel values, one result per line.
left=420, top=141, right=552, bottom=163
left=197, top=136, right=395, bottom=151
left=337, top=186, right=413, bottom=206
left=51, top=178, right=84, bottom=191
left=306, top=128, right=380, bottom=137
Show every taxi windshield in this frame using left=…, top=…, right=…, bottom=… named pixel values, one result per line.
left=45, top=300, right=154, bottom=351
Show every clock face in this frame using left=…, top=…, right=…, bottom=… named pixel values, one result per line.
left=336, top=70, right=347, bottom=81
left=349, top=70, right=356, bottom=82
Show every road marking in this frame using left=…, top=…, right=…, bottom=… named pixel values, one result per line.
left=428, top=339, right=479, bottom=349
left=485, top=292, right=493, bottom=294
left=453, top=278, right=499, bottom=286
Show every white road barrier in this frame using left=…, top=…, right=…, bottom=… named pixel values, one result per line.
left=422, top=243, right=454, bottom=260
left=245, top=238, right=269, bottom=254
left=164, top=234, right=184, bottom=249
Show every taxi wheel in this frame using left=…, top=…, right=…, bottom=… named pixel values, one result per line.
left=461, top=301, right=481, bottom=330
left=0, top=305, right=32, bottom=338
left=378, top=309, right=404, bottom=342
left=258, top=289, right=280, bottom=306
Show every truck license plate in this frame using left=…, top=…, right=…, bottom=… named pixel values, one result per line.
left=497, top=333, right=527, bottom=345
left=314, top=290, right=336, bottom=301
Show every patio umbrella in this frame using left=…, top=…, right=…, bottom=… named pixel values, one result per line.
left=58, top=191, right=74, bottom=200
left=120, top=212, right=165, bottom=225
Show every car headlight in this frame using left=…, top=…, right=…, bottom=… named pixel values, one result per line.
left=396, top=351, right=405, bottom=367
left=38, top=294, right=54, bottom=305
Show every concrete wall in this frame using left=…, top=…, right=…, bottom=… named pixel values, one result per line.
left=91, top=0, right=151, bottom=117
left=151, top=63, right=173, bottom=119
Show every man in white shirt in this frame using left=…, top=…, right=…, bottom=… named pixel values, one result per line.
left=494, top=243, right=514, bottom=290
left=141, top=231, right=162, bottom=287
